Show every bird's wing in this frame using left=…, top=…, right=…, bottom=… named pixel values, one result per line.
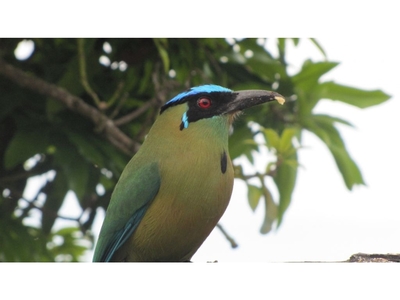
left=92, top=162, right=161, bottom=262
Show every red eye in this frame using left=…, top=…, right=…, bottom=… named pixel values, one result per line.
left=197, top=98, right=212, bottom=109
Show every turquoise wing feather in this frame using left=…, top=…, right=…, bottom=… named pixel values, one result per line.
left=92, top=162, right=161, bottom=262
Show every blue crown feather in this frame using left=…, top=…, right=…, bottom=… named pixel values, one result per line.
left=166, top=84, right=232, bottom=105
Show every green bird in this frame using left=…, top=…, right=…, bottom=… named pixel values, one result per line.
left=93, top=84, right=284, bottom=262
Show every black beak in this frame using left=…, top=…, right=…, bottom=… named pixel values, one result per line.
left=226, top=90, right=285, bottom=113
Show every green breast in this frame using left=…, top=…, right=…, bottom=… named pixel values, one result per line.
left=112, top=105, right=234, bottom=261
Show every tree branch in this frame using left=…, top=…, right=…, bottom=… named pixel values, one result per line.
left=77, top=38, right=103, bottom=108
left=114, top=98, right=156, bottom=126
left=107, top=81, right=125, bottom=109
left=216, top=223, right=238, bottom=249
left=0, top=158, right=50, bottom=184
left=0, top=59, right=140, bottom=156
left=23, top=197, right=80, bottom=222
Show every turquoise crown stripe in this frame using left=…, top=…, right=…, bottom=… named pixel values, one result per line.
left=166, top=84, right=232, bottom=105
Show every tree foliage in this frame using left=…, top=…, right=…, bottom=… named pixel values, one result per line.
left=0, top=38, right=390, bottom=261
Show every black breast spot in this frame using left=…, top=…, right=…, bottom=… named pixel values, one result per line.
left=221, top=151, right=227, bottom=174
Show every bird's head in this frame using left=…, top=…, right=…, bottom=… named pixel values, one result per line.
left=160, top=84, right=285, bottom=131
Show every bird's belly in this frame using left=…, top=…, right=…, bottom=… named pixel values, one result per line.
left=115, top=161, right=233, bottom=262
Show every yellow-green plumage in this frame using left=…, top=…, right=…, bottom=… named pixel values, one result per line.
left=112, top=104, right=233, bottom=261
left=93, top=85, right=283, bottom=262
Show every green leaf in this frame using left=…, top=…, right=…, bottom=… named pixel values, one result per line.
left=309, top=38, right=327, bottom=58
left=138, top=60, right=153, bottom=94
left=304, top=115, right=365, bottom=189
left=0, top=216, right=46, bottom=261
left=94, top=138, right=129, bottom=178
left=274, top=152, right=298, bottom=227
left=4, top=125, right=49, bottom=169
left=247, top=183, right=263, bottom=211
left=237, top=39, right=286, bottom=82
left=0, top=86, right=23, bottom=121
left=229, top=124, right=258, bottom=162
left=277, top=38, right=286, bottom=59
left=237, top=38, right=275, bottom=60
left=64, top=155, right=90, bottom=201
left=282, top=159, right=300, bottom=169
left=261, top=128, right=280, bottom=150
left=55, top=56, right=84, bottom=96
left=153, top=38, right=170, bottom=73
left=291, top=38, right=300, bottom=46
left=310, top=114, right=354, bottom=128
left=316, top=81, right=391, bottom=108
left=41, top=171, right=69, bottom=234
left=52, top=135, right=90, bottom=201
left=49, top=227, right=89, bottom=262
left=260, top=184, right=277, bottom=234
left=76, top=164, right=101, bottom=210
left=64, top=130, right=106, bottom=168
left=293, top=61, right=339, bottom=115
left=46, top=98, right=66, bottom=120
left=279, top=128, right=298, bottom=154
left=265, top=161, right=276, bottom=174
left=292, top=61, right=338, bottom=89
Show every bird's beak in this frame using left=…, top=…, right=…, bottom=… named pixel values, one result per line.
left=226, top=90, right=285, bottom=114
